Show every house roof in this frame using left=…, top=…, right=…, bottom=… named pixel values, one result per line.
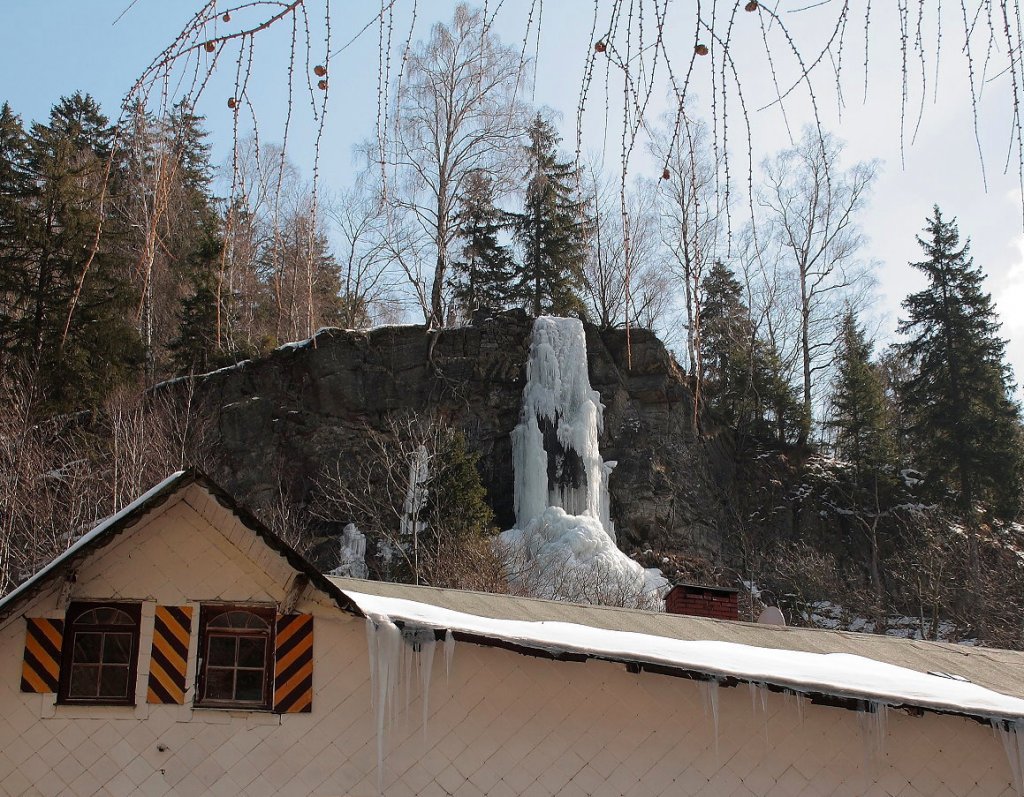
left=6, top=470, right=1024, bottom=724
left=329, top=576, right=1024, bottom=723
left=0, top=470, right=362, bottom=623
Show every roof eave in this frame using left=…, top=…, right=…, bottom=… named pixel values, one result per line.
left=0, top=469, right=364, bottom=624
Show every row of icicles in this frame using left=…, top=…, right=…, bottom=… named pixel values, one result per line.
left=362, top=617, right=1024, bottom=795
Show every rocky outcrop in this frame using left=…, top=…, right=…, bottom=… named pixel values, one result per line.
left=167, top=310, right=734, bottom=563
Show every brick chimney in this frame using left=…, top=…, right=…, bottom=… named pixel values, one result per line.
left=664, top=583, right=739, bottom=620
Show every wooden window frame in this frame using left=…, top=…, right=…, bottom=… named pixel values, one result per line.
left=57, top=601, right=142, bottom=706
left=195, top=604, right=275, bottom=711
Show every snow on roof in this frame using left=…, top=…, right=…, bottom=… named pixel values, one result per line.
left=341, top=588, right=1024, bottom=722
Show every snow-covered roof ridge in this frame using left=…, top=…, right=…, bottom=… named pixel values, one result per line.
left=334, top=579, right=1024, bottom=722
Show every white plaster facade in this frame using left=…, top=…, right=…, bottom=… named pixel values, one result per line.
left=0, top=478, right=1018, bottom=796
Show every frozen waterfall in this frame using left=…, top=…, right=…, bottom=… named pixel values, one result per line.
left=329, top=523, right=368, bottom=579
left=499, top=316, right=667, bottom=608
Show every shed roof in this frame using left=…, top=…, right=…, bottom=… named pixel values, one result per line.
left=328, top=576, right=1024, bottom=714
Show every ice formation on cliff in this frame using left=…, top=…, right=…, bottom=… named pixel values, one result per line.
left=499, top=316, right=666, bottom=607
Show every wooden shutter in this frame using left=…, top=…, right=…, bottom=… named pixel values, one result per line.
left=20, top=618, right=63, bottom=693
left=274, top=614, right=313, bottom=713
left=147, top=605, right=193, bottom=704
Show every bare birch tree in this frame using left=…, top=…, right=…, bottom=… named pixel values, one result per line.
left=386, top=4, right=529, bottom=327
left=583, top=164, right=667, bottom=330
left=651, top=114, right=726, bottom=381
left=327, top=184, right=401, bottom=328
left=759, top=128, right=877, bottom=445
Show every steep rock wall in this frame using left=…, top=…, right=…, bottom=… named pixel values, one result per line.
left=169, top=311, right=732, bottom=562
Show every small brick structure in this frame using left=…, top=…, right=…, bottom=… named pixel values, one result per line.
left=664, top=583, right=739, bottom=620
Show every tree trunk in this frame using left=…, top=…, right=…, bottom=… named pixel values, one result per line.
left=798, top=263, right=812, bottom=446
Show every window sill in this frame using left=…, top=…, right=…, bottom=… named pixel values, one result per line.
left=192, top=702, right=273, bottom=713
left=186, top=705, right=281, bottom=726
left=48, top=703, right=138, bottom=720
left=55, top=698, right=136, bottom=708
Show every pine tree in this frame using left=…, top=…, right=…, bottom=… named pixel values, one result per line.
left=157, top=105, right=232, bottom=375
left=699, top=260, right=749, bottom=393
left=0, top=103, right=34, bottom=368
left=829, top=310, right=894, bottom=481
left=698, top=261, right=802, bottom=444
left=168, top=271, right=224, bottom=374
left=898, top=207, right=1023, bottom=518
left=450, top=170, right=518, bottom=315
left=11, top=93, right=143, bottom=410
left=515, top=115, right=590, bottom=317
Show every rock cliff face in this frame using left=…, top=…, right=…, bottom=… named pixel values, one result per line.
left=175, top=310, right=733, bottom=563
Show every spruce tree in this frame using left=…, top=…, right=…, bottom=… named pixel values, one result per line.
left=698, top=260, right=802, bottom=444
left=451, top=170, right=517, bottom=315
left=16, top=93, right=142, bottom=410
left=898, top=207, right=1023, bottom=518
left=699, top=260, right=749, bottom=393
left=829, top=310, right=894, bottom=481
left=0, top=103, right=33, bottom=365
left=515, top=115, right=589, bottom=317
left=158, top=105, right=232, bottom=375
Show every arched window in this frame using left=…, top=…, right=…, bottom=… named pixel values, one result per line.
left=58, top=602, right=141, bottom=705
left=196, top=605, right=274, bottom=709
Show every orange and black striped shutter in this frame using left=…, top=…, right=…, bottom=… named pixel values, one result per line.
left=147, top=605, right=193, bottom=704
left=20, top=618, right=63, bottom=693
left=274, top=614, right=313, bottom=713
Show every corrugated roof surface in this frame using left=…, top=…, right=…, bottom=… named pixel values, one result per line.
left=327, top=576, right=1024, bottom=702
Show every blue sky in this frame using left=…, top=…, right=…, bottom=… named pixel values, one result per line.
left=3, top=1, right=1024, bottom=381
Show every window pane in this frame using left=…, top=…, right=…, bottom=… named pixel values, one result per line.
left=69, top=665, right=99, bottom=698
left=99, top=665, right=129, bottom=698
left=78, top=607, right=134, bottom=626
left=209, top=610, right=269, bottom=630
left=235, top=670, right=264, bottom=702
left=74, top=632, right=102, bottom=664
left=103, top=633, right=132, bottom=664
left=207, top=635, right=236, bottom=666
left=237, top=637, right=266, bottom=668
left=205, top=668, right=234, bottom=700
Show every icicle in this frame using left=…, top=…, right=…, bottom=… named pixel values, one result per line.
left=329, top=523, right=368, bottom=578
left=364, top=618, right=446, bottom=793
left=419, top=638, right=436, bottom=740
left=509, top=317, right=611, bottom=531
left=365, top=616, right=402, bottom=793
left=365, top=618, right=378, bottom=710
left=996, top=720, right=1024, bottom=797
left=760, top=685, right=770, bottom=746
left=709, top=681, right=720, bottom=761
left=696, top=680, right=720, bottom=760
left=748, top=682, right=770, bottom=747
left=857, top=701, right=888, bottom=786
left=795, top=691, right=804, bottom=725
left=444, top=629, right=456, bottom=683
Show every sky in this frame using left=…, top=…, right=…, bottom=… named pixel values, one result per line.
left=2, top=1, right=1024, bottom=382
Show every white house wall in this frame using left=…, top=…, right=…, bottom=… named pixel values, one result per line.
left=0, top=498, right=1017, bottom=796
